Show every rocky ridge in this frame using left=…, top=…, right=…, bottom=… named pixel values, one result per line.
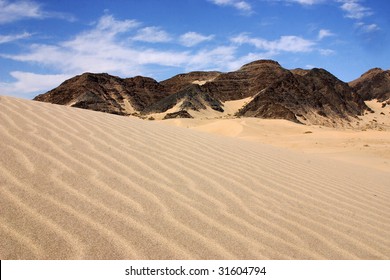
left=349, top=68, right=390, bottom=102
left=34, top=60, right=384, bottom=126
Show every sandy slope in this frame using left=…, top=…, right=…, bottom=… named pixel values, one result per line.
left=162, top=99, right=390, bottom=172
left=1, top=96, right=390, bottom=260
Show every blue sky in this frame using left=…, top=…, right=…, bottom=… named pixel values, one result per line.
left=0, top=0, right=388, bottom=99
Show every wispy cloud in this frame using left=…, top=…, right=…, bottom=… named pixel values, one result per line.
left=357, top=22, right=380, bottom=33
left=0, top=31, right=31, bottom=44
left=0, top=0, right=42, bottom=24
left=208, top=0, right=253, bottom=13
left=179, top=32, right=214, bottom=47
left=276, top=0, right=379, bottom=34
left=0, top=0, right=75, bottom=24
left=2, top=15, right=181, bottom=75
left=270, top=0, right=325, bottom=6
left=231, top=33, right=316, bottom=53
left=317, top=29, right=335, bottom=40
left=336, top=0, right=379, bottom=33
left=338, top=0, right=372, bottom=19
left=319, top=48, right=335, bottom=56
left=1, top=14, right=249, bottom=96
left=133, top=26, right=172, bottom=43
left=0, top=71, right=72, bottom=96
left=286, top=0, right=325, bottom=5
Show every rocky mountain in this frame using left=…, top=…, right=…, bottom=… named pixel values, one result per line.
left=203, top=60, right=289, bottom=101
left=34, top=73, right=168, bottom=115
left=142, top=84, right=224, bottom=114
left=349, top=68, right=390, bottom=102
left=160, top=71, right=221, bottom=93
left=34, top=59, right=372, bottom=125
left=237, top=68, right=367, bottom=124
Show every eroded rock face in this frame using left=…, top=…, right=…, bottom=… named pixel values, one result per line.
left=142, top=84, right=223, bottom=114
left=34, top=59, right=371, bottom=126
left=237, top=69, right=368, bottom=124
left=203, top=60, right=289, bottom=102
left=163, top=110, right=193, bottom=119
left=34, top=73, right=168, bottom=115
left=349, top=68, right=390, bottom=102
left=161, top=71, right=221, bottom=94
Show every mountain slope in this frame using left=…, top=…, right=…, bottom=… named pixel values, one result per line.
left=349, top=68, right=390, bottom=102
left=34, top=73, right=168, bottom=115
left=34, top=60, right=370, bottom=126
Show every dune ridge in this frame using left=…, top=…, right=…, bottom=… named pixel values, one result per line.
left=1, top=96, right=390, bottom=259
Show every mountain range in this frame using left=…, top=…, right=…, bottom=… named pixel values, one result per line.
left=33, top=60, right=390, bottom=126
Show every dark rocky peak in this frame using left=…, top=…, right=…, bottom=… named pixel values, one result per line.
left=160, top=71, right=221, bottom=94
left=237, top=67, right=368, bottom=125
left=34, top=72, right=168, bottom=115
left=305, top=68, right=340, bottom=81
left=302, top=68, right=350, bottom=92
left=128, top=75, right=160, bottom=85
left=290, top=68, right=310, bottom=76
left=359, top=67, right=384, bottom=78
left=204, top=60, right=289, bottom=102
left=349, top=68, right=390, bottom=101
left=239, top=59, right=281, bottom=70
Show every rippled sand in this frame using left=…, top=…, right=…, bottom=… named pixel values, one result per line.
left=1, top=96, right=389, bottom=259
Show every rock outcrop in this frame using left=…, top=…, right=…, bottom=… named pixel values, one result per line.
left=163, top=110, right=193, bottom=119
left=161, top=71, right=221, bottom=94
left=142, top=84, right=223, bottom=114
left=237, top=69, right=368, bottom=124
left=34, top=59, right=371, bottom=125
left=203, top=60, right=289, bottom=101
left=34, top=73, right=168, bottom=115
left=349, top=68, right=390, bottom=101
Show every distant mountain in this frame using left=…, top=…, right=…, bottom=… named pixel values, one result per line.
left=34, top=73, right=168, bottom=115
left=34, top=60, right=371, bottom=126
left=238, top=68, right=367, bottom=124
left=349, top=68, right=390, bottom=102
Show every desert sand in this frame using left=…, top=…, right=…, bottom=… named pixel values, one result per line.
left=1, top=95, right=390, bottom=259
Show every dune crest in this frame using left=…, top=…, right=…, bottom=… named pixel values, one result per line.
left=1, top=96, right=390, bottom=259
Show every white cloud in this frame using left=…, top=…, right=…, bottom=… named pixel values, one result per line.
left=0, top=0, right=75, bottom=24
left=336, top=1, right=379, bottom=33
left=287, top=0, right=325, bottom=5
left=209, top=0, right=253, bottom=13
left=231, top=33, right=316, bottom=53
left=319, top=48, right=335, bottom=56
left=187, top=46, right=237, bottom=70
left=338, top=0, right=372, bottom=19
left=95, top=14, right=140, bottom=33
left=317, top=29, right=335, bottom=40
left=0, top=0, right=42, bottom=24
left=133, top=26, right=172, bottom=43
left=0, top=72, right=72, bottom=96
left=2, top=15, right=182, bottom=75
left=357, top=23, right=380, bottom=33
left=0, top=31, right=31, bottom=44
left=1, top=14, right=262, bottom=97
left=179, top=32, right=214, bottom=47
left=270, top=0, right=325, bottom=5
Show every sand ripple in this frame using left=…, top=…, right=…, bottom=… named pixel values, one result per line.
left=1, top=96, right=389, bottom=259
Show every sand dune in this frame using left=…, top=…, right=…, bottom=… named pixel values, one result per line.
left=1, top=95, right=390, bottom=259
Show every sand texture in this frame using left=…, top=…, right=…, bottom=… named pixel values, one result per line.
left=1, top=96, right=390, bottom=259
